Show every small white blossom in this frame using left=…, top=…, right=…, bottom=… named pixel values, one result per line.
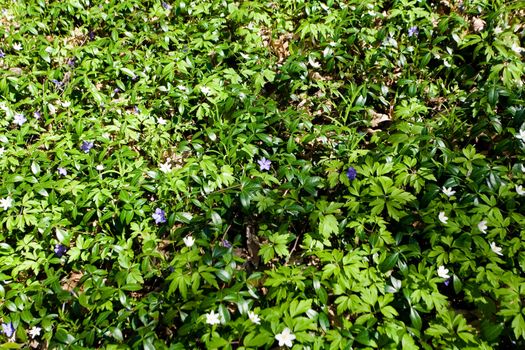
left=159, top=161, right=172, bottom=173
left=516, top=129, right=525, bottom=142
left=438, top=211, right=448, bottom=224
left=490, top=242, right=503, bottom=256
left=442, top=187, right=456, bottom=197
left=28, top=326, right=41, bottom=339
left=511, top=43, right=525, bottom=54
left=200, top=86, right=211, bottom=96
left=323, top=46, right=333, bottom=57
left=275, top=328, right=296, bottom=348
left=205, top=310, right=221, bottom=325
left=516, top=185, right=525, bottom=196
left=13, top=113, right=27, bottom=126
left=183, top=236, right=195, bottom=247
left=12, top=42, right=22, bottom=51
left=61, top=101, right=71, bottom=108
left=308, top=57, right=321, bottom=69
left=157, top=117, right=167, bottom=125
left=0, top=197, right=13, bottom=211
left=478, top=220, right=488, bottom=234
left=437, top=265, right=450, bottom=279
left=177, top=85, right=188, bottom=92
left=48, top=103, right=56, bottom=115
left=494, top=26, right=503, bottom=35
left=248, top=311, right=260, bottom=325
left=96, top=164, right=104, bottom=171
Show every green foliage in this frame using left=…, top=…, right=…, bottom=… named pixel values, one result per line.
left=0, top=0, right=524, bottom=348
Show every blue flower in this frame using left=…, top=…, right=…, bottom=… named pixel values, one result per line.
left=0, top=50, right=5, bottom=58
left=1, top=322, right=14, bottom=337
left=54, top=244, right=67, bottom=257
left=257, top=157, right=271, bottom=171
left=408, top=26, right=419, bottom=37
left=80, top=141, right=94, bottom=153
left=58, top=167, right=67, bottom=176
left=221, top=239, right=232, bottom=248
left=346, top=167, right=357, bottom=181
left=152, top=208, right=167, bottom=224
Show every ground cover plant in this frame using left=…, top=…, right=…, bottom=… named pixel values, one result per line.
left=0, top=0, right=524, bottom=348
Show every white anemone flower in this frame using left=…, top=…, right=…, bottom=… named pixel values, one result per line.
left=478, top=220, right=488, bottom=234
left=183, top=236, right=195, bottom=247
left=248, top=311, right=261, bottom=325
left=438, top=212, right=448, bottom=224
left=205, top=310, right=221, bottom=325
left=275, top=328, right=296, bottom=348
left=442, top=187, right=456, bottom=197
left=490, top=242, right=503, bottom=256
left=437, top=266, right=450, bottom=279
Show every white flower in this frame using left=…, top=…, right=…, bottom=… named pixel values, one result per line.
left=490, top=242, right=503, bottom=256
left=157, top=117, right=167, bottom=125
left=438, top=211, right=448, bottom=224
left=12, top=42, right=22, bottom=51
left=177, top=85, right=188, bottom=92
left=308, top=57, right=321, bottom=69
left=205, top=310, right=221, bottom=325
left=494, top=26, right=503, bottom=35
left=159, top=161, right=172, bottom=173
left=48, top=103, right=56, bottom=115
left=516, top=185, right=525, bottom=196
left=442, top=187, right=456, bottom=197
left=275, top=328, right=296, bottom=348
left=96, top=164, right=104, bottom=171
left=516, top=129, right=525, bottom=142
left=28, top=326, right=41, bottom=339
left=478, top=220, right=488, bottom=234
left=183, top=236, right=195, bottom=247
left=437, top=265, right=450, bottom=279
left=323, top=46, right=333, bottom=58
left=13, top=113, right=27, bottom=126
left=61, top=101, right=71, bottom=108
left=512, top=43, right=525, bottom=54
left=0, top=197, right=13, bottom=210
left=248, top=311, right=260, bottom=325
left=200, top=86, right=211, bottom=96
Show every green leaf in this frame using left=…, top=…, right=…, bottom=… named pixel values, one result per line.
left=319, top=214, right=338, bottom=238
left=410, top=308, right=422, bottom=330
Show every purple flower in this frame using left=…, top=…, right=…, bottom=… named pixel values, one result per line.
left=0, top=50, right=5, bottom=58
left=67, top=57, right=76, bottom=67
left=257, top=157, right=271, bottom=171
left=1, top=322, right=14, bottom=337
left=162, top=1, right=172, bottom=10
left=89, top=31, right=95, bottom=41
left=221, top=239, right=232, bottom=248
left=444, top=279, right=450, bottom=287
left=346, top=167, right=357, bottom=181
left=54, top=244, right=67, bottom=257
left=57, top=167, right=67, bottom=176
left=13, top=113, right=26, bottom=126
left=80, top=141, right=94, bottom=153
left=408, top=26, right=419, bottom=37
left=152, top=208, right=167, bottom=224
left=34, top=111, right=41, bottom=119
left=113, top=88, right=120, bottom=93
